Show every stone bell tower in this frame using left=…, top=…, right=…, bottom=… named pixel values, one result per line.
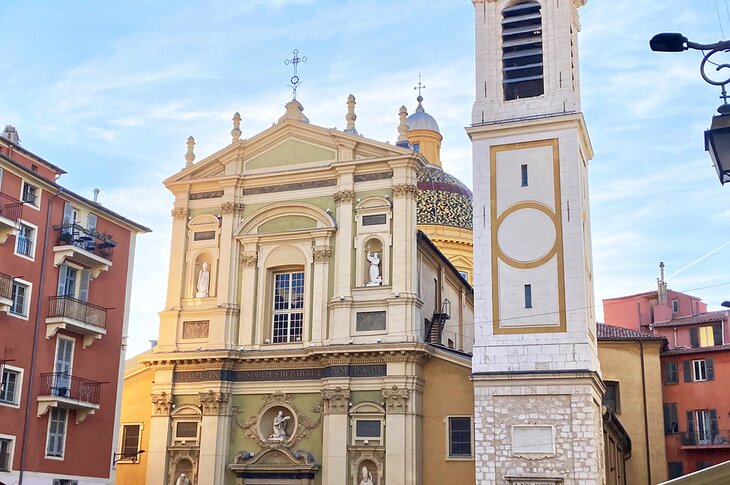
left=467, top=0, right=604, bottom=484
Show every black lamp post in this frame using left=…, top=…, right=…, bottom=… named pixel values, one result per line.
left=650, top=32, right=730, bottom=184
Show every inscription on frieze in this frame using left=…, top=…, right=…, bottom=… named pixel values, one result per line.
left=174, top=364, right=386, bottom=383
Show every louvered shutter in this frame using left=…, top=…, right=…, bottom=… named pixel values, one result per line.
left=683, top=360, right=692, bottom=382
left=78, top=269, right=90, bottom=302
left=690, top=327, right=699, bottom=348
left=706, top=359, right=715, bottom=381
left=713, top=323, right=723, bottom=345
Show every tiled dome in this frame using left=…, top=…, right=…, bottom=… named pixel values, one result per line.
left=416, top=166, right=473, bottom=230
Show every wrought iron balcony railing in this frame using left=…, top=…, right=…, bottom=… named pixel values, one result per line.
left=55, top=223, right=116, bottom=262
left=681, top=430, right=730, bottom=447
left=48, top=296, right=107, bottom=329
left=0, top=192, right=23, bottom=223
left=39, top=372, right=101, bottom=405
left=0, top=272, right=13, bottom=301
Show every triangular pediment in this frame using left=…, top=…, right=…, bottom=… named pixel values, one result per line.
left=245, top=138, right=336, bottom=170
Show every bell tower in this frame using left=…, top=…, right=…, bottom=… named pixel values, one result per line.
left=467, top=0, right=604, bottom=484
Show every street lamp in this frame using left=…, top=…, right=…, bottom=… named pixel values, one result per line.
left=650, top=32, right=730, bottom=184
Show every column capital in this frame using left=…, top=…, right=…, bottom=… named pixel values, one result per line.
left=171, top=207, right=189, bottom=219
left=220, top=201, right=245, bottom=215
left=151, top=391, right=173, bottom=416
left=240, top=251, right=258, bottom=267
left=312, top=246, right=333, bottom=263
left=392, top=184, right=420, bottom=198
left=321, top=387, right=351, bottom=414
left=334, top=189, right=355, bottom=203
left=381, top=385, right=409, bottom=413
left=199, top=390, right=230, bottom=415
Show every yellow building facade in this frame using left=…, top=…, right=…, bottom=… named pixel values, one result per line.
left=117, top=97, right=477, bottom=485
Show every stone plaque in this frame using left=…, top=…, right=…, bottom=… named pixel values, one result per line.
left=362, top=214, right=387, bottom=226
left=356, top=311, right=386, bottom=331
left=511, top=425, right=554, bottom=455
left=193, top=231, right=216, bottom=241
left=182, top=320, right=210, bottom=339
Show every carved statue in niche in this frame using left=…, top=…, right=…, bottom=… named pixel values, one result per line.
left=359, top=465, right=375, bottom=485
left=269, top=410, right=291, bottom=441
left=366, top=251, right=382, bottom=286
left=196, top=262, right=210, bottom=298
left=176, top=473, right=192, bottom=485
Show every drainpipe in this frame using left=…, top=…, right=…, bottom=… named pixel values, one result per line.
left=18, top=187, right=62, bottom=484
left=640, top=339, right=653, bottom=485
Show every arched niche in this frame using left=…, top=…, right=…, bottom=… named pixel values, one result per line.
left=186, top=214, right=221, bottom=301
left=187, top=250, right=216, bottom=299
left=354, top=198, right=392, bottom=288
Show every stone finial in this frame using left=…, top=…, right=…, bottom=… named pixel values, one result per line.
left=278, top=99, right=310, bottom=124
left=344, top=94, right=358, bottom=135
left=185, top=136, right=196, bottom=168
left=231, top=112, right=242, bottom=143
left=397, top=105, right=409, bottom=142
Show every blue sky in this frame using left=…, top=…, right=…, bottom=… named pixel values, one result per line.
left=1, top=1, right=728, bottom=355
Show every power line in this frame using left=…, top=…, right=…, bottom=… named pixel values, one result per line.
left=715, top=0, right=726, bottom=38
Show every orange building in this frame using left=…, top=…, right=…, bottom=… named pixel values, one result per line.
left=0, top=126, right=149, bottom=484
left=603, top=265, right=730, bottom=480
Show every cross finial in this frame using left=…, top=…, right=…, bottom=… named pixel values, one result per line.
left=414, top=73, right=426, bottom=98
left=284, top=49, right=307, bottom=100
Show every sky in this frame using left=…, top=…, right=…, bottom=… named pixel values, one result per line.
left=1, top=1, right=729, bottom=356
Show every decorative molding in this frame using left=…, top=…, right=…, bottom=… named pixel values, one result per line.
left=171, top=207, right=189, bottom=220
left=381, top=386, right=409, bottom=413
left=392, top=183, right=419, bottom=197
left=312, top=247, right=332, bottom=263
left=243, top=178, right=337, bottom=196
left=182, top=320, right=210, bottom=339
left=333, top=189, right=355, bottom=203
left=320, top=387, right=351, bottom=414
left=199, top=390, right=229, bottom=415
left=151, top=392, right=173, bottom=415
left=240, top=251, right=258, bottom=267
left=354, top=171, right=393, bottom=183
left=221, top=201, right=245, bottom=215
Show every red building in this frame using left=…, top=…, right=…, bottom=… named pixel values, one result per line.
left=0, top=126, right=149, bottom=484
left=603, top=264, right=730, bottom=480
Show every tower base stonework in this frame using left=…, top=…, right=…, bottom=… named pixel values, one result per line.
left=473, top=373, right=605, bottom=485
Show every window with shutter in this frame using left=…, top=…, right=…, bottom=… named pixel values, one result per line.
left=663, top=403, right=678, bottom=434
left=502, top=1, right=544, bottom=101
left=692, top=360, right=707, bottom=381
left=690, top=327, right=699, bottom=348
left=664, top=362, right=678, bottom=385
left=713, top=323, right=724, bottom=345
left=121, top=424, right=141, bottom=459
left=46, top=408, right=68, bottom=458
left=706, top=359, right=715, bottom=381
left=683, top=360, right=692, bottom=382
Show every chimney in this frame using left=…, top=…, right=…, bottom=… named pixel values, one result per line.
left=657, top=261, right=668, bottom=305
left=1, top=125, right=20, bottom=144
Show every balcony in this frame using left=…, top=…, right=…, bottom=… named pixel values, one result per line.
left=0, top=192, right=23, bottom=244
left=45, top=296, right=107, bottom=348
left=0, top=272, right=13, bottom=313
left=681, top=430, right=730, bottom=449
left=53, top=223, right=115, bottom=279
left=37, top=372, right=102, bottom=424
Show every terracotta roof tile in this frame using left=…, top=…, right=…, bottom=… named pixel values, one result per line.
left=597, top=323, right=666, bottom=341
left=649, top=310, right=729, bottom=328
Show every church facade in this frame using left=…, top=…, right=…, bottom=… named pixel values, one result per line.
left=116, top=96, right=477, bottom=485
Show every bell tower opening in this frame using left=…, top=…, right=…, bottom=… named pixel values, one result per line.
left=502, top=1, right=544, bottom=101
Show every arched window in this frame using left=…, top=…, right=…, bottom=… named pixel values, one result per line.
left=502, top=1, right=544, bottom=100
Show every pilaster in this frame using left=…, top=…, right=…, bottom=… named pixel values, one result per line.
left=147, top=391, right=173, bottom=485
left=320, top=386, right=351, bottom=485
left=238, top=240, right=259, bottom=347
left=197, top=391, right=231, bottom=485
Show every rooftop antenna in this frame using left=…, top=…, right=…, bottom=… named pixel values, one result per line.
left=285, top=49, right=307, bottom=100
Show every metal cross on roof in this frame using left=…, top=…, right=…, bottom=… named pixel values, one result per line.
left=414, top=74, right=427, bottom=98
left=285, top=49, right=307, bottom=99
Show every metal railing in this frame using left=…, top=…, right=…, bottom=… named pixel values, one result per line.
left=0, top=192, right=23, bottom=223
left=55, top=223, right=115, bottom=261
left=681, top=430, right=730, bottom=447
left=39, top=372, right=101, bottom=405
left=0, top=272, right=13, bottom=301
left=48, top=296, right=107, bottom=329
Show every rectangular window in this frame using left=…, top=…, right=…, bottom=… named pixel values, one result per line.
left=0, top=367, right=20, bottom=405
left=15, top=222, right=35, bottom=258
left=663, top=403, right=678, bottom=434
left=672, top=299, right=680, bottom=313
left=668, top=462, right=684, bottom=479
left=603, top=381, right=620, bottom=413
left=524, top=284, right=532, bottom=309
left=692, top=409, right=715, bottom=444
left=271, top=271, right=304, bottom=343
left=46, top=408, right=68, bottom=458
left=21, top=182, right=38, bottom=206
left=0, top=437, right=12, bottom=472
left=448, top=417, right=473, bottom=458
left=9, top=281, right=29, bottom=317
left=664, top=361, right=678, bottom=385
left=120, top=424, right=141, bottom=459
left=697, top=325, right=722, bottom=347
left=521, top=164, right=528, bottom=186
left=692, top=360, right=707, bottom=382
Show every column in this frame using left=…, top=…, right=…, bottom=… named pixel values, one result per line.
left=310, top=234, right=332, bottom=345
left=238, top=238, right=258, bottom=346
left=216, top=198, right=244, bottom=348
left=146, top=392, right=172, bottom=485
left=197, top=391, right=231, bottom=485
left=320, top=387, right=351, bottom=485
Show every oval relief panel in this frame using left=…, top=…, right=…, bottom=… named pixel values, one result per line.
left=497, top=207, right=556, bottom=263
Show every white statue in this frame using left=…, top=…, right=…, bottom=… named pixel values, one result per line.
left=176, top=473, right=191, bottom=485
left=366, top=251, right=382, bottom=286
left=196, top=262, right=210, bottom=298
left=359, top=465, right=374, bottom=485
left=269, top=410, right=291, bottom=440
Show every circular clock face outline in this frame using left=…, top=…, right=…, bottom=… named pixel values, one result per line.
left=495, top=202, right=560, bottom=269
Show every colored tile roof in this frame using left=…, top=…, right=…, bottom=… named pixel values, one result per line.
left=648, top=310, right=729, bottom=328
left=596, top=323, right=666, bottom=341
left=416, top=166, right=473, bottom=230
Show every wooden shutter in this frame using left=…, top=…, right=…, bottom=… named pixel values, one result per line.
left=664, top=362, right=678, bottom=384
left=56, top=265, right=68, bottom=296
left=663, top=403, right=672, bottom=434
left=78, top=269, right=90, bottom=302
left=713, top=323, right=723, bottom=345
left=690, top=327, right=699, bottom=348
left=683, top=360, right=692, bottom=382
left=687, top=411, right=695, bottom=436
left=706, top=359, right=715, bottom=381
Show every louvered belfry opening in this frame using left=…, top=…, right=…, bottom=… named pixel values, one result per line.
left=502, top=1, right=544, bottom=101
